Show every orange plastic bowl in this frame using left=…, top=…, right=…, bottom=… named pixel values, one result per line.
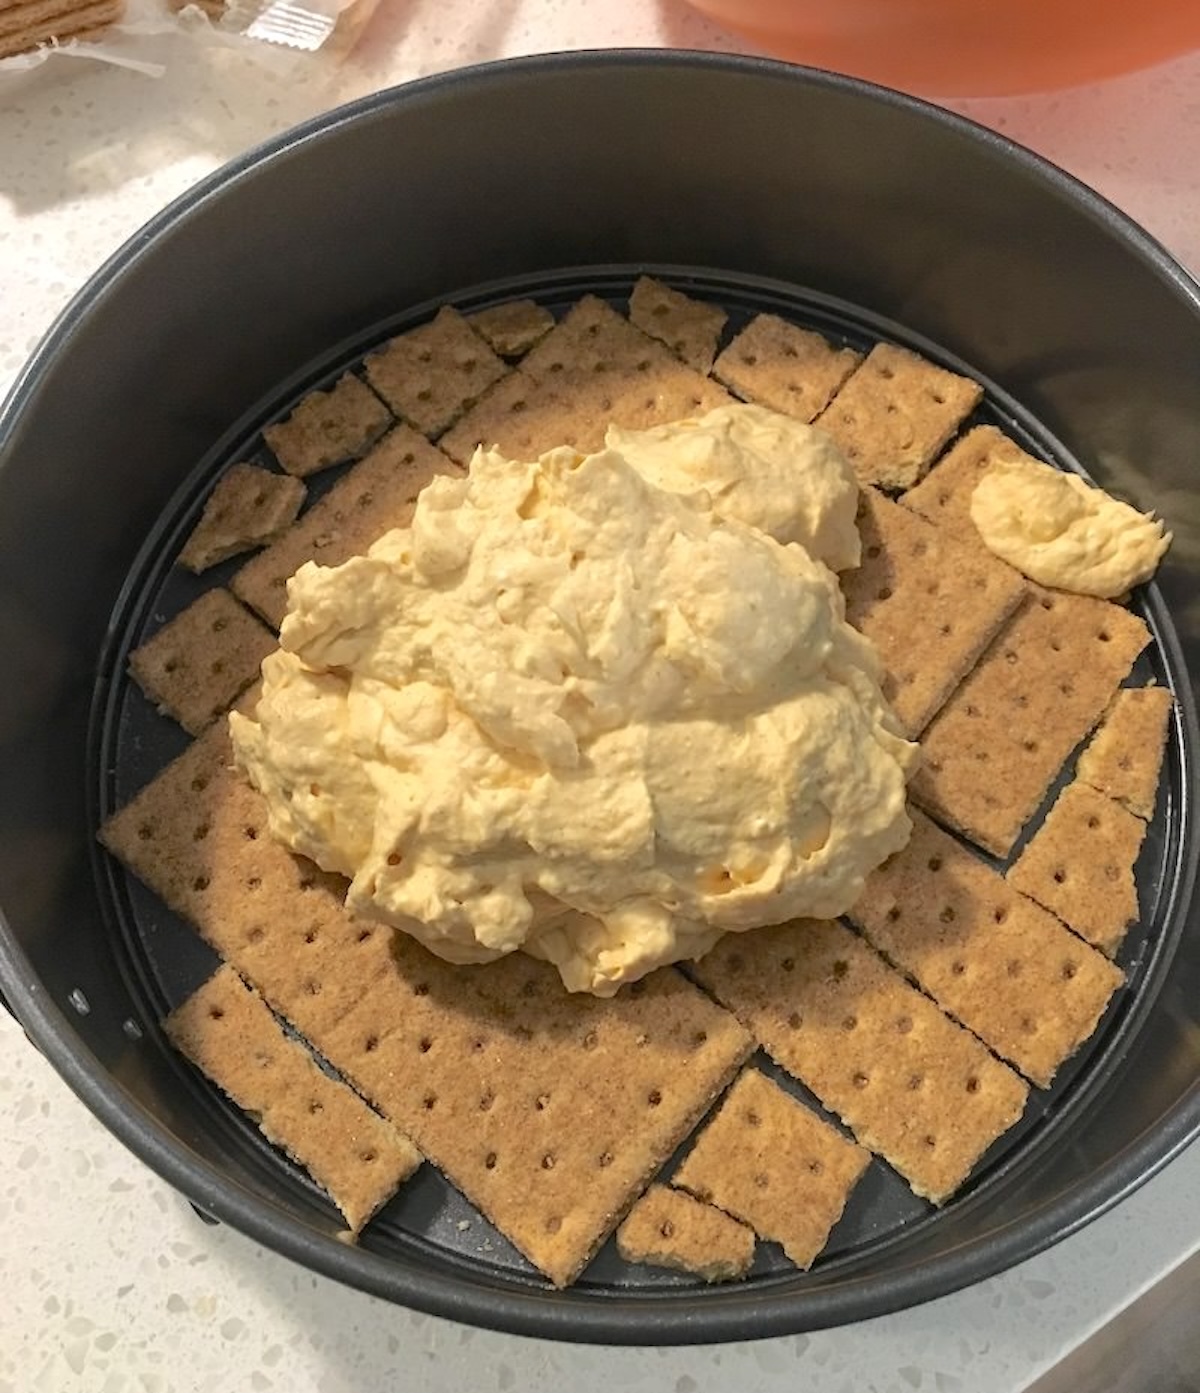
left=684, top=0, right=1200, bottom=96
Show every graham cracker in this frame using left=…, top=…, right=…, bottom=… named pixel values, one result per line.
left=1008, top=782, right=1147, bottom=956
left=178, top=463, right=306, bottom=573
left=672, top=1068, right=869, bottom=1270
left=692, top=919, right=1029, bottom=1204
left=468, top=300, right=555, bottom=359
left=0, top=0, right=119, bottom=52
left=165, top=964, right=421, bottom=1235
left=314, top=943, right=753, bottom=1288
left=849, top=809, right=1124, bottom=1088
left=127, top=589, right=275, bottom=737
left=439, top=302, right=733, bottom=465
left=814, top=343, right=983, bottom=491
left=911, top=588, right=1151, bottom=856
left=616, top=1183, right=754, bottom=1282
left=903, top=425, right=1044, bottom=538
left=231, top=425, right=461, bottom=629
left=0, top=0, right=112, bottom=35
left=712, top=313, right=859, bottom=423
left=98, top=719, right=401, bottom=1046
left=439, top=370, right=604, bottom=463
left=628, top=276, right=728, bottom=375
left=842, top=489, right=1027, bottom=736
left=363, top=307, right=508, bottom=438
left=521, top=293, right=731, bottom=418
left=262, top=373, right=392, bottom=479
left=0, top=0, right=119, bottom=54
left=1076, top=686, right=1175, bottom=820
left=517, top=294, right=667, bottom=385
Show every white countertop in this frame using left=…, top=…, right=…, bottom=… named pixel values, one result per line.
left=3, top=4, right=1200, bottom=1388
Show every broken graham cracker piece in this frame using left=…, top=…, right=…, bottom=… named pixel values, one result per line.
left=440, top=300, right=733, bottom=465
left=628, top=276, right=728, bottom=375
left=128, top=589, right=275, bottom=737
left=231, top=425, right=461, bottom=629
left=1076, top=686, right=1175, bottom=820
left=815, top=343, right=983, bottom=491
left=1008, top=782, right=1147, bottom=956
left=315, top=943, right=754, bottom=1288
left=166, top=965, right=420, bottom=1235
left=673, top=1068, right=869, bottom=1270
left=842, top=489, right=1026, bottom=736
left=903, top=425, right=1044, bottom=538
left=912, top=588, right=1151, bottom=857
left=178, top=463, right=306, bottom=574
left=692, top=919, right=1029, bottom=1204
left=712, top=313, right=859, bottom=423
left=616, top=1183, right=754, bottom=1282
left=467, top=300, right=555, bottom=359
left=363, top=306, right=508, bottom=438
left=849, top=809, right=1124, bottom=1088
left=262, top=373, right=392, bottom=479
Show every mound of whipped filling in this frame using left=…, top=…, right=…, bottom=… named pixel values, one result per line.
left=230, top=403, right=917, bottom=995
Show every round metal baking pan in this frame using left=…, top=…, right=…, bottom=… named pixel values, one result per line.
left=0, top=53, right=1198, bottom=1344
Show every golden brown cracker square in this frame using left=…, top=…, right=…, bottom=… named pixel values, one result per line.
left=1007, top=782, right=1146, bottom=956
left=440, top=358, right=731, bottom=466
left=128, top=589, right=275, bottom=737
left=912, top=589, right=1151, bottom=856
left=515, top=293, right=733, bottom=422
left=438, top=370, right=600, bottom=463
left=178, top=463, right=306, bottom=574
left=712, top=313, right=860, bottom=423
left=842, top=489, right=1027, bottom=736
left=849, top=810, right=1124, bottom=1087
left=692, top=920, right=1029, bottom=1204
left=315, top=944, right=753, bottom=1287
left=468, top=300, right=555, bottom=358
left=1076, top=686, right=1175, bottom=820
left=231, top=425, right=461, bottom=629
left=166, top=965, right=420, bottom=1234
left=262, top=373, right=392, bottom=479
left=628, top=276, right=728, bottom=375
left=672, top=1069, right=869, bottom=1270
left=101, top=723, right=336, bottom=954
left=101, top=722, right=407, bottom=1043
left=616, top=1183, right=754, bottom=1282
left=903, top=425, right=1043, bottom=536
left=815, top=343, right=983, bottom=491
left=363, top=307, right=508, bottom=438
left=517, top=294, right=663, bottom=384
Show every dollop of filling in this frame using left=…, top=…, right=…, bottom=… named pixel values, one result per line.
left=970, top=455, right=1170, bottom=598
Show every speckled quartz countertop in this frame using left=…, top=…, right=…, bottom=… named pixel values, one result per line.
left=3, top=4, right=1200, bottom=1390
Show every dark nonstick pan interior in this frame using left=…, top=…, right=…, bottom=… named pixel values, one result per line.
left=0, top=53, right=1197, bottom=1344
